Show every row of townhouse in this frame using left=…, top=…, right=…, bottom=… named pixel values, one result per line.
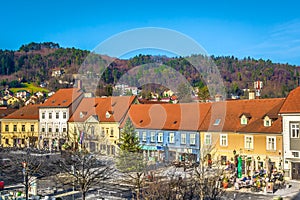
left=1, top=86, right=300, bottom=180
left=125, top=87, right=300, bottom=180
left=0, top=88, right=136, bottom=156
left=127, top=99, right=284, bottom=177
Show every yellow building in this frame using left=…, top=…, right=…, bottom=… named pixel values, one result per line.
left=0, top=105, right=39, bottom=148
left=68, top=96, right=136, bottom=155
left=199, top=98, right=285, bottom=176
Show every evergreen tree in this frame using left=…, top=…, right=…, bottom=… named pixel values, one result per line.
left=119, top=118, right=141, bottom=152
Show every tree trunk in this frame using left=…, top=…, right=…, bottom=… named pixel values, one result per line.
left=82, top=191, right=86, bottom=200
left=25, top=173, right=29, bottom=200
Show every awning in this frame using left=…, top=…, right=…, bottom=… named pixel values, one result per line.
left=141, top=146, right=161, bottom=151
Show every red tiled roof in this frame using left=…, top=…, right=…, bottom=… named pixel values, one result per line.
left=238, top=99, right=284, bottom=134
left=200, top=98, right=284, bottom=133
left=280, top=86, right=300, bottom=113
left=0, top=107, right=17, bottom=119
left=69, top=96, right=136, bottom=123
left=3, top=105, right=39, bottom=120
left=40, top=88, right=83, bottom=108
left=128, top=103, right=211, bottom=131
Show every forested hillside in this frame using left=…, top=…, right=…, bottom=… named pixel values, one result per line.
left=0, top=42, right=299, bottom=98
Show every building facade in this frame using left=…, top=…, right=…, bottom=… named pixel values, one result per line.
left=280, top=87, right=300, bottom=180
left=39, top=88, right=83, bottom=151
left=1, top=105, right=39, bottom=148
left=200, top=98, right=284, bottom=176
left=68, top=96, right=136, bottom=155
left=128, top=103, right=210, bottom=163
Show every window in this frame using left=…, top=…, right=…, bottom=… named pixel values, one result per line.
left=241, top=116, right=247, bottom=125
left=110, top=128, right=114, bottom=137
left=63, top=112, right=67, bottom=119
left=291, top=123, right=300, bottom=138
left=169, top=132, right=175, bottom=143
left=266, top=136, right=276, bottom=151
left=56, top=112, right=59, bottom=119
left=245, top=135, right=253, bottom=149
left=31, top=125, right=34, bottom=132
left=181, top=133, right=186, bottom=144
left=150, top=132, right=155, bottom=142
left=13, top=125, right=17, bottom=132
left=42, top=112, right=45, bottom=119
left=142, top=132, right=147, bottom=142
left=49, top=112, right=52, bottom=119
left=190, top=133, right=196, bottom=145
left=292, top=152, right=299, bottom=157
left=91, top=126, right=95, bottom=135
left=48, top=127, right=52, bottom=133
left=63, top=127, right=67, bottom=132
left=5, top=139, right=9, bottom=145
left=264, top=116, right=272, bottom=127
left=56, top=127, right=59, bottom=133
left=22, top=125, right=25, bottom=132
left=5, top=125, right=8, bottom=132
left=111, top=146, right=115, bottom=155
left=158, top=132, right=163, bottom=143
left=220, top=134, right=228, bottom=146
left=204, top=133, right=212, bottom=145
left=41, top=127, right=45, bottom=132
left=213, top=119, right=221, bottom=126
left=101, top=128, right=105, bottom=137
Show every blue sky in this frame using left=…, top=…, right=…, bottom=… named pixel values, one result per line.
left=1, top=0, right=300, bottom=65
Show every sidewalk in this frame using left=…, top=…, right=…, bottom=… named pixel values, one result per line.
left=274, top=180, right=300, bottom=200
left=226, top=180, right=300, bottom=200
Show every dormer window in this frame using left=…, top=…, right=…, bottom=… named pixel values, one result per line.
left=80, top=111, right=87, bottom=119
left=263, top=116, right=272, bottom=127
left=106, top=111, right=112, bottom=118
left=239, top=113, right=251, bottom=125
left=241, top=116, right=248, bottom=125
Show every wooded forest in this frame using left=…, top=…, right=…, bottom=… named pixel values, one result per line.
left=0, top=42, right=299, bottom=98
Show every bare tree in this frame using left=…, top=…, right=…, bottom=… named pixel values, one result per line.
left=116, top=151, right=148, bottom=200
left=194, top=145, right=225, bottom=200
left=0, top=148, right=50, bottom=200
left=141, top=168, right=197, bottom=200
left=54, top=150, right=114, bottom=200
left=139, top=145, right=225, bottom=200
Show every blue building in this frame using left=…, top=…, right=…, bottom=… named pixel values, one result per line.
left=128, top=103, right=211, bottom=163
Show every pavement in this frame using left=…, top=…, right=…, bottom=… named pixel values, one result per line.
left=275, top=180, right=300, bottom=200
left=225, top=179, right=300, bottom=200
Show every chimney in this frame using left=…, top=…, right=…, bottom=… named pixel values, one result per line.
left=77, top=80, right=82, bottom=89
left=215, top=94, right=222, bottom=102
left=249, top=90, right=255, bottom=100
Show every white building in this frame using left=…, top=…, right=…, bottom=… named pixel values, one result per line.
left=39, top=88, right=83, bottom=150
left=280, top=86, right=300, bottom=180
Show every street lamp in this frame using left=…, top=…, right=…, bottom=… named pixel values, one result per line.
left=22, top=161, right=29, bottom=200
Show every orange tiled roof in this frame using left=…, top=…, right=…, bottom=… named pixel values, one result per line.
left=200, top=98, right=285, bottom=133
left=238, top=99, right=284, bottom=134
left=128, top=103, right=211, bottom=131
left=3, top=104, right=39, bottom=120
left=40, top=88, right=83, bottom=108
left=280, top=86, right=300, bottom=113
left=69, top=96, right=136, bottom=123
left=0, top=107, right=17, bottom=119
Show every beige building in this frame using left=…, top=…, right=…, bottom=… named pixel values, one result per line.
left=68, top=96, right=136, bottom=155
